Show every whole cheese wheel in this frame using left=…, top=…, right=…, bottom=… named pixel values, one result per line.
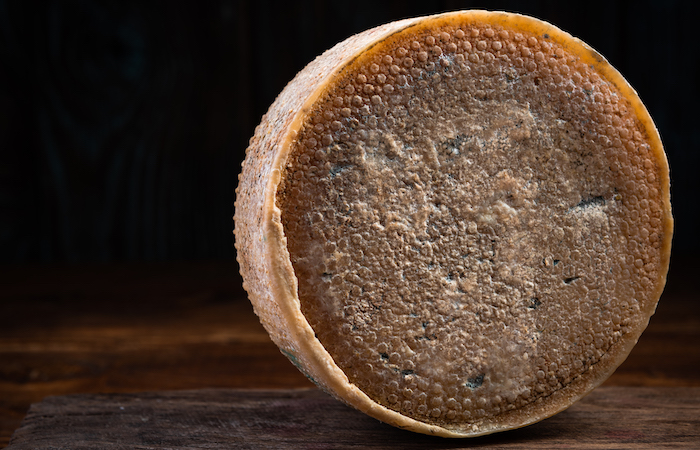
left=234, top=10, right=673, bottom=437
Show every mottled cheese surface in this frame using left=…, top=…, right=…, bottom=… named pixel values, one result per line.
left=235, top=11, right=672, bottom=437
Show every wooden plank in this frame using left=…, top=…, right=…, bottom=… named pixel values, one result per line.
left=2, top=261, right=700, bottom=446
left=7, top=387, right=700, bottom=449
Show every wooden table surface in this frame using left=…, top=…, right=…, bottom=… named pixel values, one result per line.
left=1, top=258, right=699, bottom=447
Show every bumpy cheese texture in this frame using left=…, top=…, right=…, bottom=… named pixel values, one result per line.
left=234, top=11, right=672, bottom=437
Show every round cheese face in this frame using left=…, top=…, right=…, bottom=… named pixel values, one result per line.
left=234, top=11, right=672, bottom=437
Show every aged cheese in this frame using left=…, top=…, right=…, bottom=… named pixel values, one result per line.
left=234, top=11, right=673, bottom=437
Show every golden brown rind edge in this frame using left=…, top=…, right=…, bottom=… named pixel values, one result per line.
left=233, top=10, right=673, bottom=437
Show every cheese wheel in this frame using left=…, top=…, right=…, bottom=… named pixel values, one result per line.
left=234, top=11, right=673, bottom=437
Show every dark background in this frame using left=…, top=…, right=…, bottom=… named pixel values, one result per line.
left=0, top=0, right=697, bottom=264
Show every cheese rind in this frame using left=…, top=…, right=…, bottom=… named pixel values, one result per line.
left=234, top=11, right=672, bottom=437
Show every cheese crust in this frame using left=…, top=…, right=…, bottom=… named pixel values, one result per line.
left=234, top=10, right=672, bottom=437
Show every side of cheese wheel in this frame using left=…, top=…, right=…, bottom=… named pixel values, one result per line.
left=234, top=10, right=673, bottom=437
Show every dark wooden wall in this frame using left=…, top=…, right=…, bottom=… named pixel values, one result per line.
left=1, top=0, right=697, bottom=263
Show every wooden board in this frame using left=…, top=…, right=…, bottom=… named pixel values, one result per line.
left=7, top=387, right=700, bottom=449
left=2, top=260, right=699, bottom=446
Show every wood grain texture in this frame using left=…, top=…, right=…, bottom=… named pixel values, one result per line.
left=1, top=260, right=698, bottom=446
left=0, top=262, right=312, bottom=448
left=7, top=387, right=700, bottom=449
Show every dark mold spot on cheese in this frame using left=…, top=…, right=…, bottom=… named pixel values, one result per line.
left=466, top=374, right=485, bottom=389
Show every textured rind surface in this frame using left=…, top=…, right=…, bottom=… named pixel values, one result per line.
left=234, top=10, right=673, bottom=437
